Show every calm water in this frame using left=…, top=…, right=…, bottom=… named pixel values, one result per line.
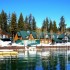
left=0, top=50, right=70, bottom=70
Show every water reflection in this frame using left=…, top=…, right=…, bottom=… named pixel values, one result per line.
left=0, top=50, right=70, bottom=70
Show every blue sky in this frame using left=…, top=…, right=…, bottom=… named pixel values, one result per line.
left=0, top=0, right=70, bottom=28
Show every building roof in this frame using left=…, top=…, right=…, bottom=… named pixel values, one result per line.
left=53, top=38, right=62, bottom=43
left=31, top=31, right=37, bottom=39
left=17, top=31, right=29, bottom=39
left=17, top=32, right=21, bottom=36
left=58, top=34, right=65, bottom=39
left=17, top=30, right=37, bottom=39
left=40, top=32, right=58, bottom=39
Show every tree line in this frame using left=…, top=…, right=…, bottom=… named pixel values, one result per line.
left=0, top=10, right=70, bottom=37
left=41, top=16, right=68, bottom=33
left=41, top=18, right=57, bottom=33
left=0, top=10, right=36, bottom=36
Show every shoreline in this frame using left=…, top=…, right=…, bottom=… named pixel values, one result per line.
left=0, top=46, right=70, bottom=51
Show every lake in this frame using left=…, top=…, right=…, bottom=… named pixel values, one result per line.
left=0, top=50, right=70, bottom=70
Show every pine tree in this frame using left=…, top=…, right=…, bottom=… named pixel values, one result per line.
left=24, top=16, right=29, bottom=30
left=7, top=13, right=11, bottom=33
left=59, top=16, right=66, bottom=33
left=49, top=20, right=53, bottom=32
left=45, top=18, right=49, bottom=31
left=32, top=17, right=36, bottom=31
left=41, top=18, right=49, bottom=32
left=1, top=10, right=7, bottom=32
left=41, top=20, right=46, bottom=32
left=11, top=13, right=17, bottom=36
left=29, top=14, right=32, bottom=30
left=53, top=21, right=57, bottom=33
left=18, top=13, right=24, bottom=31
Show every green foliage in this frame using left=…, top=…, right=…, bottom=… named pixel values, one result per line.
left=42, top=18, right=58, bottom=33
left=32, top=17, right=36, bottom=31
left=7, top=13, right=11, bottom=33
left=0, top=10, right=7, bottom=32
left=59, top=16, right=66, bottom=33
left=41, top=18, right=49, bottom=32
left=24, top=16, right=29, bottom=30
left=0, top=10, right=69, bottom=35
left=28, top=14, right=37, bottom=31
left=0, top=10, right=37, bottom=35
left=28, top=14, right=32, bottom=30
left=49, top=20, right=53, bottom=32
left=11, top=13, right=17, bottom=36
left=45, top=18, right=49, bottom=31
left=41, top=20, right=46, bottom=32
left=18, top=13, right=24, bottom=31
left=53, top=21, right=57, bottom=33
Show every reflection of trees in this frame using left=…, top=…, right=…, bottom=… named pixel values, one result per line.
left=42, top=55, right=57, bottom=70
left=59, top=55, right=66, bottom=70
left=16, top=55, right=37, bottom=70
left=0, top=58, right=12, bottom=70
left=49, top=56, right=57, bottom=70
left=28, top=57, right=36, bottom=70
left=0, top=54, right=37, bottom=70
left=0, top=56, right=38, bottom=70
left=0, top=58, right=14, bottom=70
left=0, top=54, right=66, bottom=70
left=0, top=59, right=6, bottom=70
left=68, top=56, right=70, bottom=61
left=42, top=54, right=66, bottom=70
left=11, top=57, right=17, bottom=70
left=42, top=58, right=48, bottom=70
left=16, top=58, right=27, bottom=70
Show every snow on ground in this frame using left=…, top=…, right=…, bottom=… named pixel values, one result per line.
left=65, top=42, right=70, bottom=46
left=11, top=43, right=25, bottom=46
left=53, top=42, right=70, bottom=46
left=0, top=40, right=11, bottom=47
left=0, top=39, right=70, bottom=47
left=31, top=42, right=70, bottom=46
